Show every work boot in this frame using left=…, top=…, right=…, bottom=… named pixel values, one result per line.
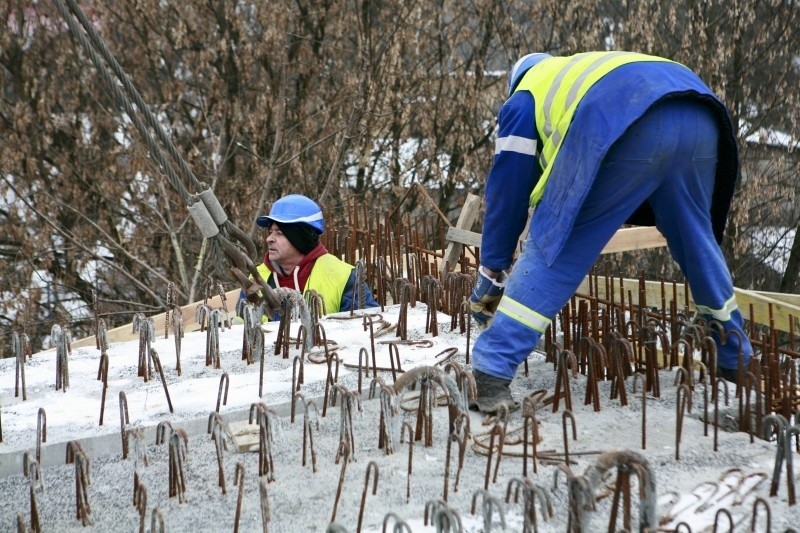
left=469, top=370, right=518, bottom=414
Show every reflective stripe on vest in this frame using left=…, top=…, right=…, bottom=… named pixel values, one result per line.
left=256, top=254, right=353, bottom=315
left=496, top=296, right=551, bottom=333
left=695, top=295, right=739, bottom=323
left=513, top=52, right=675, bottom=206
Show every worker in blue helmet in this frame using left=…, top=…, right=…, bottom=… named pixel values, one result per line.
left=248, top=194, right=378, bottom=317
left=468, top=51, right=753, bottom=413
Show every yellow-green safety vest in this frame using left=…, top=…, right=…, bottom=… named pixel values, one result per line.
left=256, top=254, right=354, bottom=315
left=514, top=51, right=676, bottom=206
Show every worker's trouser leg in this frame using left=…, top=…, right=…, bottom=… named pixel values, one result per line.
left=646, top=113, right=752, bottom=371
left=472, top=99, right=750, bottom=380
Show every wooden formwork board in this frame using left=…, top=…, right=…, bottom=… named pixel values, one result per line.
left=446, top=224, right=668, bottom=258
left=576, top=277, right=800, bottom=334
left=70, top=288, right=241, bottom=349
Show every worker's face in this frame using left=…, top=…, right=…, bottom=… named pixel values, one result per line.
left=265, top=224, right=303, bottom=265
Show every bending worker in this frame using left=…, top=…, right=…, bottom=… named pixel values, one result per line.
left=250, top=194, right=378, bottom=318
left=468, top=51, right=754, bottom=413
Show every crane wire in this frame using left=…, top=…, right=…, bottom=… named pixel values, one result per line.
left=51, top=0, right=280, bottom=312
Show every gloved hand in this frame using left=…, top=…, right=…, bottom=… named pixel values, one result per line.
left=469, top=266, right=507, bottom=328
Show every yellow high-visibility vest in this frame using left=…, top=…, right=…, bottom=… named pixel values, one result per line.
left=514, top=51, right=675, bottom=206
left=256, top=253, right=353, bottom=315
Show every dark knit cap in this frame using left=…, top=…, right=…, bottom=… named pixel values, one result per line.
left=275, top=222, right=320, bottom=254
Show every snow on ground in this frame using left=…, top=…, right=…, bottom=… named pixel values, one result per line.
left=0, top=303, right=796, bottom=532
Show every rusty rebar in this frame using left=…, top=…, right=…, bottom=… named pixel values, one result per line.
left=168, top=430, right=188, bottom=503
left=632, top=373, right=647, bottom=450
left=26, top=457, right=44, bottom=533
left=256, top=403, right=277, bottom=481
left=35, top=408, right=46, bottom=464
left=400, top=422, right=414, bottom=503
left=356, top=461, right=379, bottom=533
left=149, top=348, right=174, bottom=413
left=210, top=413, right=227, bottom=494
left=750, top=497, right=771, bottom=532
left=124, top=426, right=148, bottom=469
left=470, top=488, right=506, bottom=533
left=553, top=350, right=575, bottom=413
left=133, top=315, right=153, bottom=380
left=762, top=413, right=797, bottom=505
left=150, top=507, right=166, bottom=533
left=744, top=371, right=763, bottom=443
left=607, top=467, right=631, bottom=532
left=378, top=386, right=397, bottom=455
left=98, top=353, right=109, bottom=425
left=119, top=391, right=130, bottom=459
left=14, top=332, right=27, bottom=401
left=713, top=508, right=734, bottom=531
left=260, top=478, right=271, bottom=533
left=233, top=462, right=245, bottom=533
left=322, top=350, right=342, bottom=418
left=172, top=306, right=184, bottom=375
left=585, top=450, right=656, bottom=532
left=332, top=384, right=361, bottom=463
left=330, top=440, right=350, bottom=523
left=256, top=324, right=267, bottom=396
left=691, top=362, right=709, bottom=437
left=155, top=421, right=173, bottom=445
left=582, top=339, right=604, bottom=412
left=382, top=512, right=412, bottom=533
left=463, top=299, right=472, bottom=365
left=66, top=440, right=92, bottom=526
left=642, top=325, right=665, bottom=398
left=216, top=372, right=230, bottom=413
left=610, top=337, right=631, bottom=406
left=421, top=276, right=441, bottom=337
left=713, top=378, right=730, bottom=452
left=387, top=343, right=401, bottom=383
left=206, top=308, right=223, bottom=368
left=133, top=481, right=146, bottom=533
left=363, top=314, right=380, bottom=378
left=673, top=367, right=693, bottom=412
left=506, top=477, right=553, bottom=533
left=562, top=410, right=577, bottom=466
left=53, top=324, right=71, bottom=392
left=484, top=423, right=505, bottom=490
left=425, top=498, right=463, bottom=531
left=676, top=383, right=690, bottom=461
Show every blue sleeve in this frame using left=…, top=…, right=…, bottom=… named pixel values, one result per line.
left=340, top=270, right=380, bottom=312
left=480, top=91, right=542, bottom=272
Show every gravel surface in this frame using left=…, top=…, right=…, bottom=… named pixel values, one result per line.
left=1, top=306, right=796, bottom=532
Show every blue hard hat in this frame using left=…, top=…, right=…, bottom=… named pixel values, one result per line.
left=507, top=53, right=551, bottom=96
left=256, top=194, right=325, bottom=233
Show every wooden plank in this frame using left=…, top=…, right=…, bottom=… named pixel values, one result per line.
left=600, top=226, right=667, bottom=254
left=445, top=226, right=482, bottom=248
left=71, top=288, right=240, bottom=349
left=445, top=225, right=667, bottom=255
left=575, top=276, right=690, bottom=313
left=440, top=193, right=481, bottom=274
left=734, top=288, right=800, bottom=334
left=576, top=276, right=800, bottom=334
left=749, top=290, right=800, bottom=307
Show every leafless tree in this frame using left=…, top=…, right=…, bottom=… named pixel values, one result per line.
left=1, top=0, right=797, bottom=354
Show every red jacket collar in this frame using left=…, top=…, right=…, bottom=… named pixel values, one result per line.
left=264, top=242, right=329, bottom=291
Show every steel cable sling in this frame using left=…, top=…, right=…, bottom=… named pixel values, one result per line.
left=51, top=0, right=280, bottom=313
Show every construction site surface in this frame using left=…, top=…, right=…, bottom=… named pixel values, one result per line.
left=2, top=253, right=799, bottom=532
